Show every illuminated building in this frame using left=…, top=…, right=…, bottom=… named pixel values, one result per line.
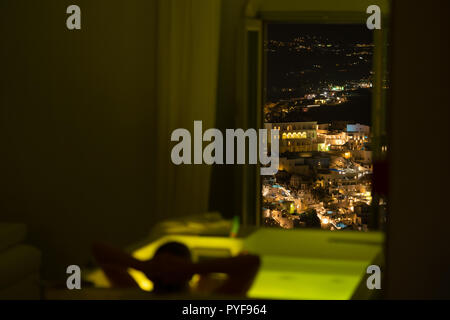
left=265, top=122, right=320, bottom=153
left=347, top=123, right=370, bottom=135
left=346, top=124, right=371, bottom=150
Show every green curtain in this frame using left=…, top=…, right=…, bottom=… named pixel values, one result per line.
left=154, top=0, right=222, bottom=221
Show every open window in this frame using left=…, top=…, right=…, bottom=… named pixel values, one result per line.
left=239, top=1, right=390, bottom=232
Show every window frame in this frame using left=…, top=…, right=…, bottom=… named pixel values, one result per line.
left=244, top=11, right=390, bottom=230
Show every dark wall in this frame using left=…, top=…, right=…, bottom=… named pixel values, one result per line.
left=0, top=0, right=158, bottom=281
left=387, top=0, right=450, bottom=298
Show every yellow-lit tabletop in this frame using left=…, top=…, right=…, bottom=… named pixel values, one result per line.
left=86, top=229, right=384, bottom=300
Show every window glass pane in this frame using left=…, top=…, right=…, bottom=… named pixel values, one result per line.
left=262, top=24, right=385, bottom=232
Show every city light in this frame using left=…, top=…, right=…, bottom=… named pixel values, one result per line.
left=263, top=25, right=377, bottom=232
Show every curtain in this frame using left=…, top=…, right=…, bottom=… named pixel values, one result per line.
left=154, top=0, right=222, bottom=221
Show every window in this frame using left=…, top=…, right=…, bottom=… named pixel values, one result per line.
left=260, top=21, right=389, bottom=231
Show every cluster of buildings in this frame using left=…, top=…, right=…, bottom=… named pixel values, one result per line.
left=262, top=121, right=373, bottom=231
left=265, top=121, right=371, bottom=157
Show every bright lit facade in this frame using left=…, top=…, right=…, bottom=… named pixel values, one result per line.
left=265, top=122, right=320, bottom=153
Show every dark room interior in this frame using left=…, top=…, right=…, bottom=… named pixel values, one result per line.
left=1, top=0, right=449, bottom=301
